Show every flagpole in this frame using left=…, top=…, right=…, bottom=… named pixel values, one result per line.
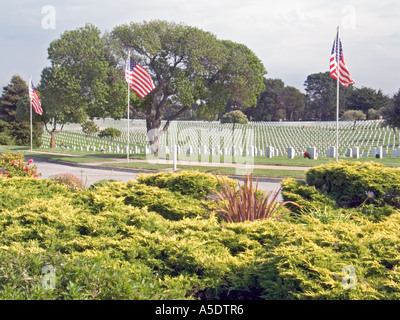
left=127, top=50, right=130, bottom=163
left=335, top=26, right=340, bottom=162
left=29, top=76, right=33, bottom=152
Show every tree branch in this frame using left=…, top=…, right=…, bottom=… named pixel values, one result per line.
left=161, top=104, right=190, bottom=132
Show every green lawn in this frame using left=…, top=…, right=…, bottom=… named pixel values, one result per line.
left=1, top=145, right=398, bottom=180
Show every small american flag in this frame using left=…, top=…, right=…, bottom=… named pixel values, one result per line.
left=125, top=55, right=155, bottom=99
left=330, top=31, right=355, bottom=87
left=29, top=80, right=43, bottom=115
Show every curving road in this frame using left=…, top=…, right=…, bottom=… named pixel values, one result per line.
left=30, top=157, right=283, bottom=200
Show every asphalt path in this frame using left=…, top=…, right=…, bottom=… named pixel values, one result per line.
left=31, top=157, right=284, bottom=200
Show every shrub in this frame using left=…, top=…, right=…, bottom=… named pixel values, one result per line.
left=0, top=133, right=15, bottom=145
left=0, top=152, right=40, bottom=178
left=306, top=161, right=400, bottom=208
left=220, top=110, right=248, bottom=125
left=49, top=173, right=86, bottom=192
left=281, top=177, right=337, bottom=213
left=123, top=182, right=210, bottom=220
left=98, top=127, right=121, bottom=144
left=136, top=170, right=237, bottom=200
left=89, top=179, right=118, bottom=190
left=0, top=175, right=399, bottom=299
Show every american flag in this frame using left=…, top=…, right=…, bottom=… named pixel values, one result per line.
left=29, top=80, right=43, bottom=115
left=330, top=32, right=355, bottom=87
left=125, top=56, right=155, bottom=99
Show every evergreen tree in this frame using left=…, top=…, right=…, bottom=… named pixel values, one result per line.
left=0, top=75, right=42, bottom=146
left=0, top=75, right=28, bottom=123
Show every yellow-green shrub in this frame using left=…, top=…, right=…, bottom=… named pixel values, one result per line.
left=136, top=170, right=237, bottom=199
left=306, top=161, right=400, bottom=208
left=281, top=177, right=337, bottom=212
left=1, top=175, right=400, bottom=300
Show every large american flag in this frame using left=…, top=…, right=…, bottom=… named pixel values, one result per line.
left=330, top=32, right=355, bottom=87
left=29, top=80, right=43, bottom=115
left=125, top=56, right=155, bottom=99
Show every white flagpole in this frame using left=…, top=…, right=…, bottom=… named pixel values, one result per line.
left=335, top=26, right=340, bottom=162
left=127, top=51, right=130, bottom=163
left=29, top=76, right=33, bottom=152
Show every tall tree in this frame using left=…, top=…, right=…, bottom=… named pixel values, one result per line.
left=0, top=75, right=27, bottom=123
left=281, top=86, right=305, bottom=121
left=245, top=78, right=304, bottom=121
left=246, top=78, right=285, bottom=121
left=303, top=71, right=352, bottom=121
left=381, top=89, right=400, bottom=143
left=0, top=75, right=43, bottom=146
left=346, top=87, right=390, bottom=114
left=111, top=20, right=266, bottom=152
left=39, top=24, right=127, bottom=148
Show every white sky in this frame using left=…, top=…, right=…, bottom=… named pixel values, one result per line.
left=1, top=0, right=399, bottom=96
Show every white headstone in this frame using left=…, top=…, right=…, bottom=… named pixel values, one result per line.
left=326, top=146, right=336, bottom=158
left=374, top=146, right=383, bottom=158
left=287, top=147, right=295, bottom=159
left=173, top=144, right=177, bottom=171
left=306, top=147, right=317, bottom=159
left=266, top=146, right=274, bottom=158
left=352, top=147, right=360, bottom=159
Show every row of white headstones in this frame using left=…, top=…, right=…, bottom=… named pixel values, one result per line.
left=40, top=119, right=400, bottom=159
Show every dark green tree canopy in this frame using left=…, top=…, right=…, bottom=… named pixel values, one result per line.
left=0, top=75, right=28, bottom=123
left=245, top=78, right=305, bottom=121
left=304, top=71, right=352, bottom=121
left=40, top=23, right=127, bottom=127
left=38, top=23, right=127, bottom=147
left=346, top=87, right=390, bottom=114
left=0, top=75, right=42, bottom=146
left=382, top=89, right=400, bottom=140
left=111, top=20, right=266, bottom=150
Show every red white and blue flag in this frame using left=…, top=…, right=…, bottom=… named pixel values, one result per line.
left=330, top=31, right=355, bottom=87
left=125, top=54, right=155, bottom=99
left=29, top=80, right=43, bottom=115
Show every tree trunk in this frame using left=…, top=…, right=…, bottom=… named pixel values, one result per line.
left=50, top=132, right=56, bottom=149
left=146, top=118, right=162, bottom=155
left=45, top=121, right=63, bottom=149
left=393, top=127, right=399, bottom=146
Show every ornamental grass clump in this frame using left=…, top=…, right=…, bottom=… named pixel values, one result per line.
left=213, top=173, right=301, bottom=223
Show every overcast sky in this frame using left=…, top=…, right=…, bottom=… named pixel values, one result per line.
left=1, top=0, right=399, bottom=96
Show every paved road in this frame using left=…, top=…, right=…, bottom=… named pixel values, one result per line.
left=31, top=157, right=283, bottom=200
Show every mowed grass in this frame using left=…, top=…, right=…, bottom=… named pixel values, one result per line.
left=1, top=145, right=399, bottom=180
left=101, top=161, right=307, bottom=179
